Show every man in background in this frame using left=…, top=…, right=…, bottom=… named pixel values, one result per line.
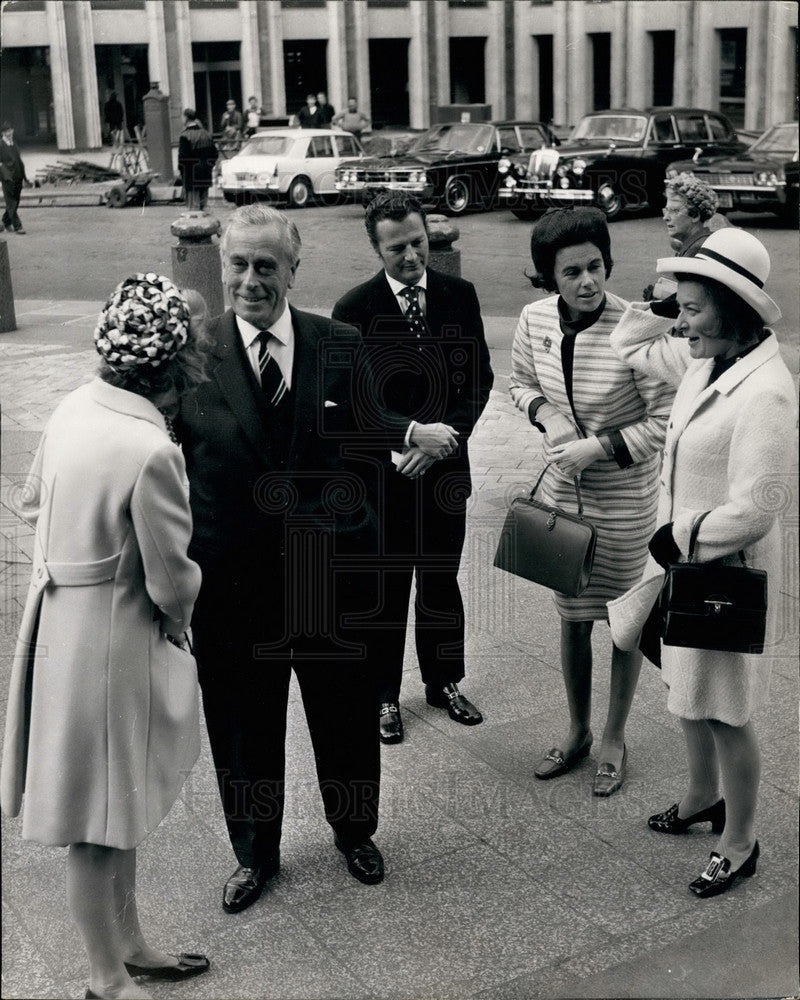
left=332, top=98, right=371, bottom=145
left=178, top=109, right=218, bottom=212
left=0, top=122, right=31, bottom=235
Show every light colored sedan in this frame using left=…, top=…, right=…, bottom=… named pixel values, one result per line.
left=219, top=128, right=363, bottom=207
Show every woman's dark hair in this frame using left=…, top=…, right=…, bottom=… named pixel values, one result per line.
left=674, top=272, right=764, bottom=345
left=528, top=208, right=613, bottom=292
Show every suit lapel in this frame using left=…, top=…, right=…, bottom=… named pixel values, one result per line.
left=286, top=307, right=319, bottom=468
left=210, top=311, right=271, bottom=459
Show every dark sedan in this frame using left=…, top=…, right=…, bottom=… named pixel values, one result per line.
left=335, top=120, right=559, bottom=215
left=667, top=122, right=799, bottom=223
left=499, top=107, right=745, bottom=220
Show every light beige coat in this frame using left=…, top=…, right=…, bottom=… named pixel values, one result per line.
left=611, top=304, right=796, bottom=725
left=1, top=379, right=202, bottom=848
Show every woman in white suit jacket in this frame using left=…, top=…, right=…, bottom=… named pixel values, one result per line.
left=1, top=276, right=210, bottom=998
left=610, top=230, right=796, bottom=900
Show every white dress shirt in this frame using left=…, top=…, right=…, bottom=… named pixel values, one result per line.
left=384, top=270, right=429, bottom=447
left=236, top=300, right=294, bottom=389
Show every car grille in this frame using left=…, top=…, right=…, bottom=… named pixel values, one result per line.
left=361, top=169, right=415, bottom=183
left=526, top=148, right=560, bottom=180
left=703, top=172, right=754, bottom=186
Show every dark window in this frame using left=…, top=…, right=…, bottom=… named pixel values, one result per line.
left=189, top=0, right=239, bottom=7
left=368, top=39, right=410, bottom=128
left=335, top=134, right=360, bottom=157
left=90, top=1, right=145, bottom=7
left=706, top=114, right=734, bottom=141
left=650, top=31, right=675, bottom=106
left=718, top=27, right=747, bottom=129
left=534, top=35, right=554, bottom=122
left=308, top=135, right=334, bottom=157
left=649, top=114, right=677, bottom=143
left=590, top=33, right=611, bottom=111
left=366, top=0, right=408, bottom=6
left=283, top=40, right=328, bottom=114
left=448, top=1, right=487, bottom=5
left=675, top=113, right=708, bottom=143
left=0, top=45, right=54, bottom=141
left=192, top=42, right=242, bottom=134
left=497, top=127, right=521, bottom=153
left=450, top=37, right=486, bottom=104
left=2, top=0, right=47, bottom=7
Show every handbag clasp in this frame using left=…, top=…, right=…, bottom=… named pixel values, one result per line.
left=704, top=598, right=733, bottom=615
left=546, top=511, right=557, bottom=531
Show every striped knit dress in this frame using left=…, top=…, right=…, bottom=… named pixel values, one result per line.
left=510, top=291, right=674, bottom=621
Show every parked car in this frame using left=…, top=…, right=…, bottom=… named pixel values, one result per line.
left=335, top=120, right=560, bottom=215
left=219, top=128, right=363, bottom=207
left=666, top=121, right=799, bottom=223
left=498, top=107, right=745, bottom=220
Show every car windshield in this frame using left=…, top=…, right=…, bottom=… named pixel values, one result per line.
left=571, top=115, right=647, bottom=142
left=409, top=124, right=496, bottom=155
left=238, top=136, right=292, bottom=157
left=517, top=126, right=549, bottom=148
left=749, top=123, right=798, bottom=155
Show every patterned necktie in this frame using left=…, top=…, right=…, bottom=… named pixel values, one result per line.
left=257, top=331, right=288, bottom=407
left=400, top=285, right=425, bottom=338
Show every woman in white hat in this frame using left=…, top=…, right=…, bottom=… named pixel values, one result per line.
left=1, top=275, right=211, bottom=997
left=610, top=229, right=796, bottom=898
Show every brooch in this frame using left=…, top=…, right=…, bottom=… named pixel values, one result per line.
left=542, top=336, right=552, bottom=353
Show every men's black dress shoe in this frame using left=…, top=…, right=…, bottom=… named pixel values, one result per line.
left=689, top=841, right=759, bottom=898
left=649, top=799, right=726, bottom=834
left=425, top=682, right=483, bottom=725
left=379, top=702, right=403, bottom=744
left=334, top=835, right=384, bottom=884
left=222, top=858, right=279, bottom=913
left=85, top=991, right=101, bottom=999
left=125, top=953, right=210, bottom=980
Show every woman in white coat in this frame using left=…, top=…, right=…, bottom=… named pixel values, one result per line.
left=1, top=275, right=210, bottom=998
left=610, top=229, right=796, bottom=898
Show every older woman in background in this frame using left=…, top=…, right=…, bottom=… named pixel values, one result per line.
left=1, top=275, right=210, bottom=999
left=611, top=229, right=795, bottom=897
left=510, top=208, right=675, bottom=795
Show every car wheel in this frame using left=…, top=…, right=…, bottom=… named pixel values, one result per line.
left=222, top=191, right=236, bottom=203
left=286, top=177, right=311, bottom=208
left=442, top=176, right=471, bottom=215
left=595, top=181, right=624, bottom=220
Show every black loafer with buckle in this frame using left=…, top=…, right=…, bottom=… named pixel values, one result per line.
left=425, top=682, right=483, bottom=725
left=649, top=799, right=726, bottom=834
left=689, top=841, right=759, bottom=898
left=379, top=702, right=403, bottom=744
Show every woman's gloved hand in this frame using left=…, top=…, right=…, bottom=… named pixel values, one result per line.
left=648, top=522, right=682, bottom=568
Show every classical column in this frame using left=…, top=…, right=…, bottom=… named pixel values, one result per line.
left=351, top=0, right=371, bottom=121
left=512, top=0, right=532, bottom=121
left=566, top=0, right=588, bottom=123
left=266, top=1, right=286, bottom=117
left=743, top=0, right=769, bottom=131
left=433, top=0, right=450, bottom=109
left=240, top=0, right=262, bottom=110
left=45, top=0, right=76, bottom=150
left=765, top=0, right=795, bottom=125
left=173, top=0, right=195, bottom=112
left=673, top=0, right=694, bottom=107
left=145, top=0, right=170, bottom=95
left=408, top=0, right=431, bottom=129
left=625, top=1, right=646, bottom=108
left=73, top=0, right=102, bottom=148
left=326, top=0, right=347, bottom=113
left=486, top=0, right=506, bottom=120
left=610, top=0, right=628, bottom=109
left=551, top=0, right=568, bottom=128
left=691, top=1, right=715, bottom=110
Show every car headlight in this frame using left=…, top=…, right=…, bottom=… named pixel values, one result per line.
left=498, top=157, right=511, bottom=175
left=559, top=177, right=570, bottom=189
left=513, top=162, right=529, bottom=179
left=504, top=176, right=517, bottom=189
left=754, top=171, right=779, bottom=185
left=556, top=164, right=568, bottom=178
left=572, top=158, right=586, bottom=177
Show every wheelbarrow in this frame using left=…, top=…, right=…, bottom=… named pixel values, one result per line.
left=105, top=170, right=159, bottom=208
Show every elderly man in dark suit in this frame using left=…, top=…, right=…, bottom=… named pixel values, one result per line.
left=177, top=204, right=384, bottom=913
left=332, top=193, right=493, bottom=745
left=0, top=122, right=31, bottom=234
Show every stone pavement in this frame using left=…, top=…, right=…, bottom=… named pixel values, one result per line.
left=1, top=304, right=798, bottom=1000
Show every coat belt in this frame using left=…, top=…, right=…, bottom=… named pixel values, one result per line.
left=33, top=551, right=121, bottom=587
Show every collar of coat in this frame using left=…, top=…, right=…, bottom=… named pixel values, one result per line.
left=89, top=377, right=169, bottom=432
left=702, top=330, right=781, bottom=397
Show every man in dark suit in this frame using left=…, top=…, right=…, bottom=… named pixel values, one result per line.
left=332, top=193, right=493, bottom=745
left=177, top=204, right=384, bottom=913
left=0, top=122, right=31, bottom=234
left=178, top=108, right=218, bottom=212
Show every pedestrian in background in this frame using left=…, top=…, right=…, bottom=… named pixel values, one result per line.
left=333, top=192, right=493, bottom=745
left=332, top=98, right=371, bottom=144
left=0, top=121, right=32, bottom=234
left=219, top=99, right=243, bottom=155
left=316, top=91, right=335, bottom=127
left=0, top=274, right=211, bottom=999
left=245, top=95, right=263, bottom=137
left=611, top=229, right=796, bottom=897
left=177, top=204, right=385, bottom=914
left=510, top=208, right=674, bottom=795
left=178, top=108, right=218, bottom=212
left=103, top=90, right=125, bottom=146
left=295, top=93, right=323, bottom=128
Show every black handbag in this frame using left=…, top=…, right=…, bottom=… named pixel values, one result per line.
left=660, top=511, right=768, bottom=654
left=494, top=464, right=597, bottom=597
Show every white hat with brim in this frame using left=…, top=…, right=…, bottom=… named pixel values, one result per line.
left=607, top=570, right=665, bottom=652
left=656, top=227, right=781, bottom=326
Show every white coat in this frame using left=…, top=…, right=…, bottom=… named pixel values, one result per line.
left=0, top=379, right=202, bottom=848
left=611, top=304, right=796, bottom=725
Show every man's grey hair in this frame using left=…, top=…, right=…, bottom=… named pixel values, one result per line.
left=221, top=204, right=302, bottom=264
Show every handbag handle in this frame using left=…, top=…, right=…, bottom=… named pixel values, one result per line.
left=528, top=463, right=586, bottom=519
left=687, top=510, right=747, bottom=566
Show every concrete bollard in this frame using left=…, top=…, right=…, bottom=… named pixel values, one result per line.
left=0, top=238, right=17, bottom=333
left=171, top=212, right=224, bottom=318
left=427, top=215, right=461, bottom=278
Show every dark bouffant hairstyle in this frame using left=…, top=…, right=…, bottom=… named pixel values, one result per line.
left=528, top=208, right=613, bottom=292
left=673, top=272, right=764, bottom=345
left=364, top=192, right=428, bottom=249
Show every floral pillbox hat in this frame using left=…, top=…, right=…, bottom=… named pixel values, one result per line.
left=94, top=273, right=191, bottom=372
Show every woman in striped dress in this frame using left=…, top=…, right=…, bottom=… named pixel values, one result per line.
left=509, top=208, right=675, bottom=795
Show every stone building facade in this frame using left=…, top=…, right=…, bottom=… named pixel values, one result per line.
left=0, top=0, right=796, bottom=151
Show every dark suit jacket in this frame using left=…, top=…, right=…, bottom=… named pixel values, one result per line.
left=331, top=268, right=494, bottom=473
left=177, top=306, right=379, bottom=570
left=0, top=141, right=26, bottom=186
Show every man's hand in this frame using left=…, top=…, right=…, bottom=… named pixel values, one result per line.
left=396, top=447, right=437, bottom=478
left=409, top=422, right=459, bottom=459
left=545, top=436, right=606, bottom=478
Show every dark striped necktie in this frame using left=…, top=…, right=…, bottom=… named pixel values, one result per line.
left=400, top=285, right=425, bottom=337
left=257, top=330, right=288, bottom=406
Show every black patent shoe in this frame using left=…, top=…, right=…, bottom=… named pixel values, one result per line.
left=334, top=835, right=385, bottom=884
left=649, top=799, right=726, bottom=834
left=222, top=858, right=279, bottom=913
left=689, top=841, right=759, bottom=898
left=425, top=682, right=483, bottom=725
left=125, top=953, right=210, bottom=980
left=379, top=702, right=403, bottom=744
